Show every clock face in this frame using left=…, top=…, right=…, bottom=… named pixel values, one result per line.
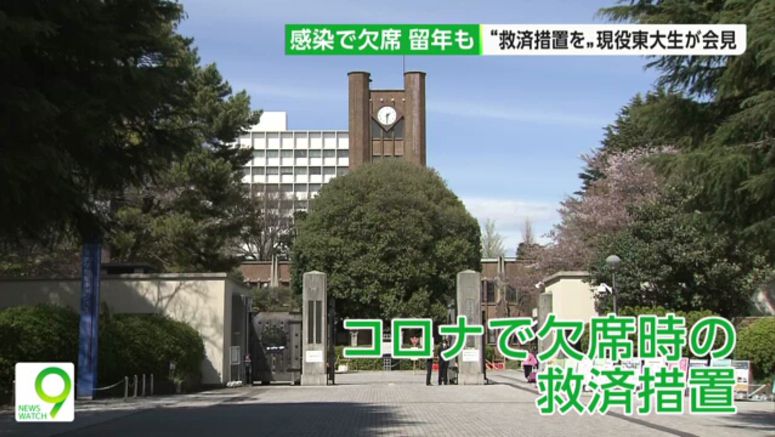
left=376, top=106, right=397, bottom=126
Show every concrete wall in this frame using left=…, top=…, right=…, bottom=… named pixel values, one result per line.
left=542, top=271, right=598, bottom=324
left=0, top=273, right=249, bottom=385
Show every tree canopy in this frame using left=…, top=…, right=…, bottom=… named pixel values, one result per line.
left=600, top=0, right=775, bottom=262
left=291, top=160, right=481, bottom=322
left=589, top=193, right=766, bottom=317
left=107, top=65, right=260, bottom=273
left=1, top=0, right=202, bottom=239
left=0, top=1, right=265, bottom=276
left=540, top=0, right=775, bottom=316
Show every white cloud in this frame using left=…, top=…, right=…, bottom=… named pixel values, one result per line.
left=461, top=197, right=561, bottom=254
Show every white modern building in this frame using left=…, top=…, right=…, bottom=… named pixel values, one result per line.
left=238, top=112, right=349, bottom=213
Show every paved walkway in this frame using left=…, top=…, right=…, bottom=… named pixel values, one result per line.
left=1, top=370, right=773, bottom=436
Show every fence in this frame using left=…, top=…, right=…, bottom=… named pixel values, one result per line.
left=8, top=373, right=168, bottom=405
left=91, top=373, right=155, bottom=401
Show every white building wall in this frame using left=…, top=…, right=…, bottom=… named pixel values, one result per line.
left=238, top=112, right=349, bottom=214
left=0, top=274, right=250, bottom=385
left=543, top=272, right=599, bottom=324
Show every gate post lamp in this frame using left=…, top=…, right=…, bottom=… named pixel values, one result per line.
left=605, top=255, right=621, bottom=314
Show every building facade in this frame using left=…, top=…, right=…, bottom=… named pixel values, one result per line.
left=238, top=111, right=350, bottom=213
left=539, top=271, right=598, bottom=324
left=348, top=71, right=427, bottom=169
left=238, top=72, right=427, bottom=214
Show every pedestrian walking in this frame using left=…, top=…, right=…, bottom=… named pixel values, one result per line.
left=523, top=350, right=537, bottom=381
left=244, top=353, right=253, bottom=385
left=425, top=348, right=435, bottom=386
left=437, top=339, right=450, bottom=385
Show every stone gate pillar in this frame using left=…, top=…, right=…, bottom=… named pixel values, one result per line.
left=537, top=293, right=554, bottom=357
left=302, top=271, right=327, bottom=386
left=456, top=270, right=484, bottom=385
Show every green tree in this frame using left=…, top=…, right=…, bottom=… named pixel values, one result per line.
left=107, top=65, right=260, bottom=272
left=1, top=0, right=200, bottom=239
left=576, top=307, right=722, bottom=361
left=291, top=160, right=481, bottom=322
left=0, top=232, right=81, bottom=277
left=0, top=305, right=78, bottom=399
left=0, top=305, right=205, bottom=399
left=600, top=0, right=775, bottom=263
left=590, top=194, right=766, bottom=317
left=736, top=317, right=775, bottom=380
left=253, top=286, right=300, bottom=312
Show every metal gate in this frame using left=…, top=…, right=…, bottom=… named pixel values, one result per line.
left=250, top=312, right=302, bottom=385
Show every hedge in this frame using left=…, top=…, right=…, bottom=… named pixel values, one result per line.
left=0, top=305, right=204, bottom=401
left=335, top=346, right=421, bottom=371
left=584, top=306, right=719, bottom=358
left=736, top=317, right=775, bottom=381
left=0, top=305, right=79, bottom=400
left=99, top=312, right=205, bottom=390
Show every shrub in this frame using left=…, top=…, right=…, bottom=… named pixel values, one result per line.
left=736, top=317, right=775, bottom=381
left=485, top=344, right=497, bottom=362
left=618, top=306, right=717, bottom=358
left=0, top=305, right=79, bottom=399
left=99, top=313, right=205, bottom=390
left=0, top=305, right=205, bottom=401
left=335, top=345, right=424, bottom=371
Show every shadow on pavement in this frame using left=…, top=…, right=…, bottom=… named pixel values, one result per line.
left=47, top=402, right=416, bottom=437
left=716, top=409, right=775, bottom=432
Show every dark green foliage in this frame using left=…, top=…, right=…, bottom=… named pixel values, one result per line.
left=618, top=306, right=717, bottom=358
left=253, top=287, right=300, bottom=312
left=0, top=305, right=79, bottom=399
left=291, top=160, right=481, bottom=322
left=99, top=313, right=204, bottom=389
left=736, top=317, right=775, bottom=381
left=574, top=307, right=718, bottom=359
left=599, top=0, right=775, bottom=263
left=0, top=305, right=204, bottom=401
left=0, top=231, right=82, bottom=278
left=334, top=346, right=416, bottom=371
left=0, top=1, right=261, bottom=274
left=0, top=64, right=261, bottom=275
left=107, top=65, right=260, bottom=273
left=590, top=195, right=766, bottom=317
left=0, top=0, right=199, bottom=238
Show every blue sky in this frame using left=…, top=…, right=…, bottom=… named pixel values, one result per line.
left=179, top=0, right=660, bottom=254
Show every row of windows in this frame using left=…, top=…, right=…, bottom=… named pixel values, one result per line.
left=482, top=281, right=518, bottom=303
left=243, top=167, right=348, bottom=177
left=251, top=150, right=348, bottom=159
left=248, top=183, right=324, bottom=194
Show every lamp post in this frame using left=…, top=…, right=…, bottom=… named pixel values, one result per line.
left=605, top=255, right=621, bottom=314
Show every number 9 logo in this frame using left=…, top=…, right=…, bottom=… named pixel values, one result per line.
left=34, top=367, right=72, bottom=419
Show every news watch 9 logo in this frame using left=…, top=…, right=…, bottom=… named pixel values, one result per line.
left=15, top=362, right=74, bottom=422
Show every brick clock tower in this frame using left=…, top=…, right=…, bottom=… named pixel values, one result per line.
left=348, top=71, right=426, bottom=170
